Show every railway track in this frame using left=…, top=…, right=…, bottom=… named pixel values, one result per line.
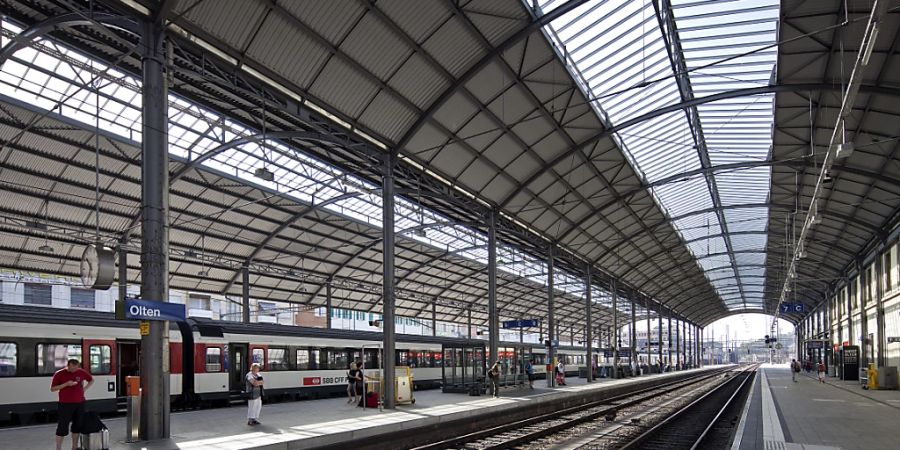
left=412, top=365, right=749, bottom=450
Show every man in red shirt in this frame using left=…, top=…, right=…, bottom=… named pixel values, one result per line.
left=50, top=359, right=93, bottom=450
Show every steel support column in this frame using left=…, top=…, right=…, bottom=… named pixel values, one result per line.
left=675, top=318, right=680, bottom=369
left=325, top=280, right=333, bottom=329
left=646, top=298, right=651, bottom=368
left=667, top=310, right=672, bottom=368
left=241, top=265, right=250, bottom=324
left=117, top=239, right=127, bottom=305
left=876, top=244, right=886, bottom=367
left=139, top=17, right=170, bottom=441
left=858, top=259, right=869, bottom=368
left=657, top=303, right=663, bottom=368
left=467, top=307, right=472, bottom=339
left=611, top=278, right=618, bottom=379
left=382, top=154, right=397, bottom=409
left=432, top=299, right=437, bottom=337
left=585, top=265, right=593, bottom=382
left=630, top=295, right=636, bottom=373
left=547, top=249, right=556, bottom=388
left=488, top=211, right=499, bottom=368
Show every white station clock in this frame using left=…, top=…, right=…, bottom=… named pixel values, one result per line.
left=80, top=243, right=115, bottom=290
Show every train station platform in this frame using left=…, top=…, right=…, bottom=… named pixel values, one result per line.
left=732, top=365, right=900, bottom=450
left=0, top=366, right=723, bottom=450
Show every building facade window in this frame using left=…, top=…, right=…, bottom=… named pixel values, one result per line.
left=189, top=294, right=211, bottom=310
left=24, top=283, right=52, bottom=305
left=70, top=288, right=95, bottom=309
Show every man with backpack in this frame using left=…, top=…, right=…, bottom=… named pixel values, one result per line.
left=790, top=358, right=801, bottom=382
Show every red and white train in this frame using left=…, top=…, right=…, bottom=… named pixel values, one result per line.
left=0, top=304, right=587, bottom=423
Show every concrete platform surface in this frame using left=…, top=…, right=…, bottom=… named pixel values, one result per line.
left=733, top=365, right=900, bottom=450
left=0, top=367, right=721, bottom=450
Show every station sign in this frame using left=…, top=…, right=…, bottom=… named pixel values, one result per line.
left=806, top=340, right=825, bottom=349
left=780, top=302, right=805, bottom=313
left=124, top=298, right=185, bottom=322
left=502, top=319, right=539, bottom=329
left=618, top=349, right=631, bottom=358
left=888, top=337, right=900, bottom=343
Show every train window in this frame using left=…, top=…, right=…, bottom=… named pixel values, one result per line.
left=326, top=349, right=348, bottom=370
left=251, top=348, right=265, bottom=368
left=89, top=345, right=111, bottom=375
left=37, top=344, right=82, bottom=375
left=0, top=343, right=16, bottom=377
left=296, top=349, right=310, bottom=370
left=268, top=348, right=288, bottom=371
left=397, top=351, right=408, bottom=366
left=309, top=349, right=320, bottom=370
left=205, top=347, right=222, bottom=372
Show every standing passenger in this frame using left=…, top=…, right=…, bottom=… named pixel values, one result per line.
left=525, top=360, right=535, bottom=389
left=488, top=361, right=501, bottom=397
left=51, top=359, right=93, bottom=450
left=346, top=362, right=359, bottom=404
left=817, top=360, right=826, bottom=383
left=246, top=363, right=264, bottom=425
left=556, top=360, right=567, bottom=386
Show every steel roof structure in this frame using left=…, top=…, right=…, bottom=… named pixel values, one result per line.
left=0, top=0, right=898, bottom=332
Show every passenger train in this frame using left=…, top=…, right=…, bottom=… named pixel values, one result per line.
left=0, top=304, right=588, bottom=423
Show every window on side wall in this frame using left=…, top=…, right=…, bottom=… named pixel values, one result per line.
left=71, top=288, right=96, bottom=309
left=205, top=347, right=222, bottom=372
left=24, top=283, right=52, bottom=305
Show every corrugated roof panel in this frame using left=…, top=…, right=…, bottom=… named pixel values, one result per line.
left=308, top=57, right=381, bottom=119
left=178, top=0, right=268, bottom=50
left=340, top=13, right=413, bottom=81
left=244, top=12, right=331, bottom=90
left=279, top=0, right=366, bottom=46
left=422, top=15, right=486, bottom=77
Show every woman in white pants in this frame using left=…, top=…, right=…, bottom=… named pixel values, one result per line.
left=246, top=363, right=264, bottom=425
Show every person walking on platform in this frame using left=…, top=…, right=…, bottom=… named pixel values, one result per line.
left=346, top=362, right=360, bottom=404
left=790, top=358, right=801, bottom=382
left=817, top=360, right=826, bottom=383
left=246, top=363, right=264, bottom=425
left=525, top=359, right=535, bottom=389
left=50, top=358, right=93, bottom=450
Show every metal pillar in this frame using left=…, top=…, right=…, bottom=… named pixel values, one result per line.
left=645, top=298, right=652, bottom=367
left=847, top=281, right=853, bottom=347
left=381, top=153, right=396, bottom=409
left=547, top=249, right=555, bottom=388
left=139, top=17, right=170, bottom=441
left=467, top=307, right=472, bottom=339
left=858, top=259, right=869, bottom=368
left=630, top=295, right=636, bottom=373
left=611, top=278, right=618, bottom=379
left=585, top=266, right=593, bottom=382
left=241, top=265, right=250, bottom=324
left=488, top=211, right=498, bottom=365
left=432, top=298, right=437, bottom=337
left=325, top=281, right=332, bottom=329
left=676, top=319, right=681, bottom=368
left=682, top=320, right=687, bottom=368
left=667, top=310, right=672, bottom=367
left=698, top=326, right=703, bottom=367
left=117, top=239, right=127, bottom=304
left=657, top=303, right=663, bottom=368
left=876, top=244, right=886, bottom=367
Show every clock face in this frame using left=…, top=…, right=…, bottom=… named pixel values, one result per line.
left=80, top=245, right=98, bottom=287
left=81, top=244, right=114, bottom=289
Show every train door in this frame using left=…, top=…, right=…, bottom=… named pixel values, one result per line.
left=116, top=341, right=140, bottom=397
left=228, top=343, right=248, bottom=393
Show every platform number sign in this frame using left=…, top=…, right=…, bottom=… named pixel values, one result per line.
left=780, top=302, right=804, bottom=314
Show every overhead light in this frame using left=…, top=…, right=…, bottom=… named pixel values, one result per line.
left=809, top=201, right=821, bottom=226
left=823, top=171, right=834, bottom=184
left=254, top=167, right=275, bottom=182
left=413, top=229, right=427, bottom=237
left=26, top=221, right=48, bottom=230
left=38, top=244, right=54, bottom=253
left=185, top=249, right=197, bottom=258
left=835, top=142, right=854, bottom=159
left=198, top=270, right=209, bottom=276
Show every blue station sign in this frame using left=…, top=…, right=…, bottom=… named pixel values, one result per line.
left=779, top=302, right=805, bottom=314
left=502, top=319, right=540, bottom=329
left=125, top=298, right=185, bottom=322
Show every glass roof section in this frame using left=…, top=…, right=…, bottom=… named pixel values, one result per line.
left=0, top=19, right=629, bottom=321
left=535, top=0, right=778, bottom=312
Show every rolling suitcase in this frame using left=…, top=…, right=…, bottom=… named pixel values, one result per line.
left=78, top=411, right=109, bottom=450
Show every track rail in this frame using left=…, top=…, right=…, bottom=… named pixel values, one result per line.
left=411, top=367, right=737, bottom=450
left=619, top=364, right=758, bottom=450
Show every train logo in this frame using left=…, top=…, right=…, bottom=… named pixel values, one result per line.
left=302, top=377, right=322, bottom=386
